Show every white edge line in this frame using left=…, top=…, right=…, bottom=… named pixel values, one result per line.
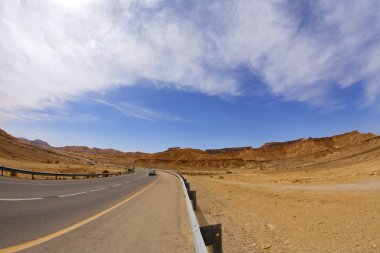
left=0, top=197, right=43, bottom=201
left=90, top=187, right=106, bottom=192
left=0, top=175, right=146, bottom=201
left=58, top=191, right=87, bottom=198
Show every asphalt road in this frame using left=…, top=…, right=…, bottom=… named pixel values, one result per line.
left=0, top=170, right=193, bottom=252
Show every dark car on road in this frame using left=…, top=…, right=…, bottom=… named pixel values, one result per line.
left=148, top=169, right=156, bottom=176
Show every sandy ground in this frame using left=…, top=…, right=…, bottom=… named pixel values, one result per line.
left=187, top=162, right=380, bottom=253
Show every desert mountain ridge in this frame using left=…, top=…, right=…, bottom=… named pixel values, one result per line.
left=1, top=128, right=380, bottom=172
left=135, top=130, right=380, bottom=171
left=12, top=129, right=375, bottom=154
left=18, top=138, right=52, bottom=148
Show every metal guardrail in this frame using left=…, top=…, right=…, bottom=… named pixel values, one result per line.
left=163, top=170, right=209, bottom=253
left=181, top=175, right=222, bottom=253
left=0, top=166, right=133, bottom=179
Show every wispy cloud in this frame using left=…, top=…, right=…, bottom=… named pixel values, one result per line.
left=0, top=108, right=97, bottom=122
left=93, top=98, right=183, bottom=122
left=1, top=0, right=380, bottom=118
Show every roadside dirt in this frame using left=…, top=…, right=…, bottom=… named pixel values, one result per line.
left=188, top=161, right=380, bottom=252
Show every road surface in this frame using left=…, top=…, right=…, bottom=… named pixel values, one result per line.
left=0, top=170, right=193, bottom=252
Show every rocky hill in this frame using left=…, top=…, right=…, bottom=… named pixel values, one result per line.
left=0, top=129, right=139, bottom=173
left=18, top=138, right=52, bottom=148
left=237, top=130, right=375, bottom=160
left=0, top=129, right=71, bottom=165
left=57, top=146, right=125, bottom=156
left=135, top=131, right=380, bottom=171
left=1, top=128, right=379, bottom=172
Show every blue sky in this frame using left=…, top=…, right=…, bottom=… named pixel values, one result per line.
left=1, top=0, right=380, bottom=152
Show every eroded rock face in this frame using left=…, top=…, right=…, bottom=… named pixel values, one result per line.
left=135, top=130, right=379, bottom=170
left=1, top=127, right=378, bottom=172
left=241, top=130, right=376, bottom=160
left=205, top=147, right=253, bottom=154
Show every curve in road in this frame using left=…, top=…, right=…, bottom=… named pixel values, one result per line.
left=0, top=171, right=193, bottom=253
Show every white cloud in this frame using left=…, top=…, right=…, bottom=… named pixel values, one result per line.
left=209, top=0, right=380, bottom=106
left=93, top=98, right=183, bottom=122
left=0, top=108, right=97, bottom=122
left=1, top=0, right=380, bottom=119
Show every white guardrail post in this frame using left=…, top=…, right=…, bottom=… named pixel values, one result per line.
left=163, top=170, right=208, bottom=253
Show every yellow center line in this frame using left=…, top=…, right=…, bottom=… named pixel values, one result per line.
left=0, top=176, right=161, bottom=253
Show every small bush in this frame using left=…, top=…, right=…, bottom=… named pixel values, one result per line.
left=226, top=171, right=232, bottom=174
left=218, top=175, right=224, bottom=179
left=55, top=161, right=60, bottom=164
left=10, top=171, right=17, bottom=177
left=103, top=170, right=110, bottom=177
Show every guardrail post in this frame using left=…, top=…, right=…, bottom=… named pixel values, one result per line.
left=32, top=173, right=34, bottom=180
left=200, top=224, right=222, bottom=253
left=189, top=190, right=197, bottom=210
left=1, top=167, right=3, bottom=176
left=185, top=182, right=190, bottom=192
